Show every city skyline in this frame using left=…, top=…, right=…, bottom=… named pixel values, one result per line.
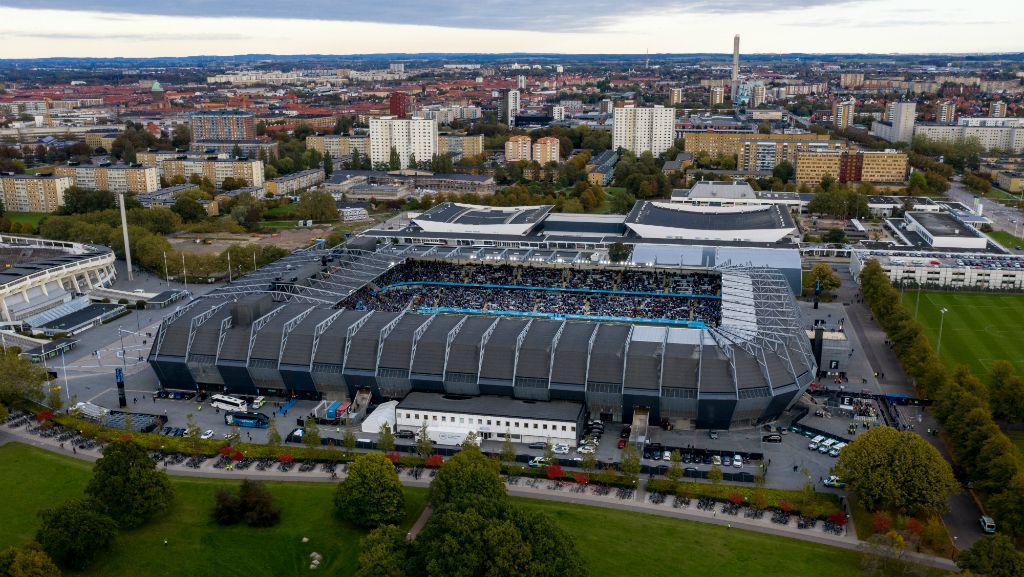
left=0, top=0, right=1021, bottom=58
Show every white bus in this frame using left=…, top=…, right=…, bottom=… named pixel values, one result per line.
left=210, top=394, right=248, bottom=412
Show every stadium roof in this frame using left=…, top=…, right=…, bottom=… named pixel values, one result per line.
left=412, top=203, right=553, bottom=235
left=624, top=202, right=797, bottom=242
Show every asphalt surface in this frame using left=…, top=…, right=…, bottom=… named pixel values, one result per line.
left=946, top=176, right=1024, bottom=251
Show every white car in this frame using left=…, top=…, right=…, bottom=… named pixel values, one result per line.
left=733, top=454, right=743, bottom=468
left=200, top=429, right=215, bottom=439
left=251, top=396, right=266, bottom=409
left=553, top=444, right=570, bottom=455
left=577, top=444, right=597, bottom=455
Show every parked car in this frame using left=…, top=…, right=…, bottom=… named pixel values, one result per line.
left=708, top=430, right=719, bottom=439
left=712, top=455, right=722, bottom=466
left=577, top=444, right=597, bottom=455
left=682, top=452, right=692, bottom=463
left=762, top=434, right=783, bottom=443
left=722, top=455, right=732, bottom=467
left=618, top=438, right=627, bottom=449
left=528, top=441, right=546, bottom=449
left=395, top=429, right=416, bottom=439
left=822, top=475, right=847, bottom=488
left=619, top=426, right=631, bottom=439
left=733, top=454, right=743, bottom=468
left=200, top=430, right=215, bottom=439
left=553, top=444, right=570, bottom=455
left=251, top=396, right=266, bottom=409
left=980, top=515, right=996, bottom=534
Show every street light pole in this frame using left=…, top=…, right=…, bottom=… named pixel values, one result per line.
left=936, top=307, right=949, bottom=356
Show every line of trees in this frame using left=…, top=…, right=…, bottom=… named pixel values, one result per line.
left=859, top=259, right=1024, bottom=537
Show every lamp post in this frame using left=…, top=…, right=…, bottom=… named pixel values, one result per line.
left=936, top=307, right=949, bottom=356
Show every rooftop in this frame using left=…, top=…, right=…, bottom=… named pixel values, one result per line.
left=908, top=211, right=982, bottom=238
left=625, top=202, right=794, bottom=232
left=415, top=202, right=553, bottom=226
left=397, top=392, right=583, bottom=422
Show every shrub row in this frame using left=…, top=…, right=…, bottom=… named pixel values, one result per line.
left=645, top=479, right=841, bottom=519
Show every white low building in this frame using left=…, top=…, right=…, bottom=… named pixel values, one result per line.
left=395, top=392, right=584, bottom=447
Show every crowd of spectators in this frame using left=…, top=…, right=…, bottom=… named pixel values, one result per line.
left=335, top=259, right=723, bottom=325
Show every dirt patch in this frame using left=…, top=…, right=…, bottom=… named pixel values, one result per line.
left=168, top=226, right=334, bottom=255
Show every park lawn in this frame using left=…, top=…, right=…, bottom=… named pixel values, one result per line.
left=901, top=290, right=1024, bottom=378
left=264, top=204, right=298, bottom=219
left=987, top=229, right=1024, bottom=249
left=6, top=211, right=48, bottom=229
left=0, top=443, right=427, bottom=577
left=519, top=498, right=866, bottom=577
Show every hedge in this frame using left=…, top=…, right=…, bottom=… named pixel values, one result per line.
left=645, top=479, right=841, bottom=519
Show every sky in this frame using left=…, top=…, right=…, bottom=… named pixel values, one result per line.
left=0, top=1, right=1020, bottom=59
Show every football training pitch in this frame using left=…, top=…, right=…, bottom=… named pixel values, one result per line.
left=902, top=290, right=1024, bottom=379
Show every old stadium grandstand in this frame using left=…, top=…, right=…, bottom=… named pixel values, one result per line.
left=149, top=244, right=814, bottom=430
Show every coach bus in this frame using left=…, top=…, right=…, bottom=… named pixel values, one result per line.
left=210, top=394, right=248, bottom=412
left=224, top=411, right=270, bottom=429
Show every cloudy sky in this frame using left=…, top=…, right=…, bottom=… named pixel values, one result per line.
left=0, top=0, right=1019, bottom=58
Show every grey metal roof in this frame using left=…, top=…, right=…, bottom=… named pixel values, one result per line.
left=663, top=342, right=700, bottom=389
left=397, top=392, right=582, bottom=422
left=514, top=319, right=561, bottom=381
left=478, top=318, right=529, bottom=381
left=699, top=347, right=735, bottom=394
left=624, top=340, right=661, bottom=391
left=312, top=310, right=371, bottom=366
left=550, top=323, right=597, bottom=385
left=411, top=314, right=463, bottom=375
left=587, top=324, right=629, bottom=385
left=249, top=304, right=310, bottom=362
left=345, top=311, right=400, bottom=371
left=734, top=352, right=767, bottom=390
left=446, top=316, right=494, bottom=375
left=280, top=308, right=336, bottom=366
left=378, top=314, right=428, bottom=370
left=190, top=309, right=233, bottom=359
left=625, top=201, right=794, bottom=231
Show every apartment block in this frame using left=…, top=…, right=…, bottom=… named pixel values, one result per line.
left=937, top=102, right=956, bottom=125
left=914, top=119, right=1024, bottom=153
left=306, top=134, right=369, bottom=158
left=0, top=174, right=73, bottom=212
left=796, top=149, right=907, bottom=185
left=684, top=131, right=819, bottom=157
left=995, top=171, right=1024, bottom=193
left=750, top=85, right=767, bottom=108
left=669, top=88, right=684, bottom=106
left=503, top=89, right=520, bottom=128
left=840, top=73, right=865, bottom=89
left=369, top=116, right=438, bottom=169
left=158, top=158, right=264, bottom=189
left=613, top=105, right=675, bottom=156
left=437, top=133, right=485, bottom=159
left=532, top=137, right=561, bottom=164
left=505, top=135, right=532, bottom=162
left=871, top=102, right=917, bottom=144
left=189, top=110, right=256, bottom=141
left=265, top=168, right=325, bottom=196
left=710, top=86, right=724, bottom=107
left=54, top=163, right=159, bottom=194
left=832, top=100, right=855, bottom=130
left=991, top=101, right=1008, bottom=118
left=389, top=91, right=411, bottom=119
left=795, top=151, right=843, bottom=186
left=193, top=139, right=279, bottom=159
left=83, top=130, right=121, bottom=152
left=736, top=138, right=847, bottom=173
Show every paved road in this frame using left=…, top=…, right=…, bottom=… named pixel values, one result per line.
left=946, top=177, right=1024, bottom=251
left=0, top=425, right=957, bottom=572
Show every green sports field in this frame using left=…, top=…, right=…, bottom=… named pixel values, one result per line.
left=902, top=290, right=1024, bottom=378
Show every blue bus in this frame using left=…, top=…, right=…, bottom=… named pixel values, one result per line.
left=224, top=411, right=270, bottom=429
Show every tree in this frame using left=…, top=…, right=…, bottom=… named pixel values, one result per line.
left=0, top=348, right=50, bottom=407
left=377, top=422, right=395, bottom=453
left=708, top=465, right=724, bottom=495
left=823, top=228, right=848, bottom=244
left=834, top=427, right=958, bottom=514
left=266, top=416, right=282, bottom=446
left=185, top=413, right=200, bottom=451
left=666, top=450, right=683, bottom=484
left=608, top=241, right=632, bottom=263
left=303, top=416, right=321, bottom=449
left=0, top=543, right=61, bottom=577
left=500, top=431, right=516, bottom=467
left=36, top=498, right=117, bottom=570
left=388, top=147, right=401, bottom=171
left=323, top=151, right=334, bottom=178
left=172, top=196, right=206, bottom=223
left=416, top=424, right=433, bottom=457
left=231, top=143, right=243, bottom=159
left=213, top=479, right=281, bottom=528
left=59, top=186, right=116, bottom=214
left=429, top=444, right=506, bottom=508
left=773, top=161, right=795, bottom=183
left=121, top=141, right=137, bottom=164
left=296, top=190, right=338, bottom=222
left=619, top=444, right=641, bottom=485
left=85, top=440, right=174, bottom=528
left=956, top=534, right=1024, bottom=577
left=357, top=525, right=409, bottom=577
left=343, top=425, right=358, bottom=457
left=808, top=262, right=842, bottom=293
left=989, top=361, right=1024, bottom=423
left=581, top=450, right=598, bottom=479
left=334, top=453, right=406, bottom=528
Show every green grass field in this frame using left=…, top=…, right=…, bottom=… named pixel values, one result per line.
left=0, top=442, right=880, bottom=577
left=902, top=290, right=1024, bottom=378
left=6, top=212, right=47, bottom=229
left=987, top=230, right=1024, bottom=250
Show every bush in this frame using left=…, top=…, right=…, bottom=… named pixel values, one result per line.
left=872, top=511, right=893, bottom=533
left=213, top=480, right=280, bottom=527
left=36, top=498, right=118, bottom=569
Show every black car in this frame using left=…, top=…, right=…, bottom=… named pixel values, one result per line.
left=528, top=442, right=546, bottom=449
left=762, top=434, right=783, bottom=443
left=682, top=452, right=692, bottom=463
left=395, top=430, right=416, bottom=439
left=702, top=454, right=713, bottom=465
left=619, top=427, right=631, bottom=439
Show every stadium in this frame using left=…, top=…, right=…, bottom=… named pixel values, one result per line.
left=148, top=240, right=815, bottom=431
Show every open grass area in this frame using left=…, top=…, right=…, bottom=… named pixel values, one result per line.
left=987, top=229, right=1024, bottom=250
left=264, top=204, right=298, bottom=218
left=901, top=290, right=1024, bottom=378
left=1, top=442, right=922, bottom=577
left=6, top=211, right=48, bottom=229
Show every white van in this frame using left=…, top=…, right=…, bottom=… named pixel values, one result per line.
left=818, top=439, right=837, bottom=454
left=829, top=442, right=847, bottom=458
left=808, top=435, right=825, bottom=450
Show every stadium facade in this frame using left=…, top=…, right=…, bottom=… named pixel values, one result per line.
left=149, top=244, right=815, bottom=430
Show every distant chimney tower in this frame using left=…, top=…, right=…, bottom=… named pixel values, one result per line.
left=732, top=34, right=740, bottom=100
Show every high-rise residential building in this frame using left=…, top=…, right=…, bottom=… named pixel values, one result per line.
left=54, top=163, right=159, bottom=194
left=612, top=105, right=676, bottom=156
left=306, top=134, right=369, bottom=158
left=517, top=75, right=526, bottom=90
left=710, top=86, right=724, bottom=107
left=158, top=158, right=265, bottom=189
left=683, top=132, right=820, bottom=157
left=438, top=133, right=485, bottom=159
left=937, top=101, right=956, bottom=125
left=991, top=101, right=1008, bottom=118
left=389, top=92, right=411, bottom=119
left=552, top=106, right=566, bottom=121
left=832, top=100, right=856, bottom=130
left=369, top=116, right=438, bottom=169
left=503, top=89, right=520, bottom=128
left=188, top=110, right=256, bottom=142
left=731, top=34, right=740, bottom=99
left=914, top=117, right=1024, bottom=153
left=0, top=174, right=73, bottom=213
left=751, top=85, right=767, bottom=108
left=840, top=73, right=865, bottom=89
left=795, top=149, right=907, bottom=185
left=598, top=99, right=614, bottom=114
left=504, top=135, right=532, bottom=162
left=532, top=137, right=560, bottom=164
left=669, top=88, right=684, bottom=106
left=871, top=102, right=916, bottom=144
left=736, top=138, right=847, bottom=173
left=389, top=63, right=405, bottom=74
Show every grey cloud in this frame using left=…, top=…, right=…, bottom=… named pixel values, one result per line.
left=8, top=0, right=862, bottom=31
